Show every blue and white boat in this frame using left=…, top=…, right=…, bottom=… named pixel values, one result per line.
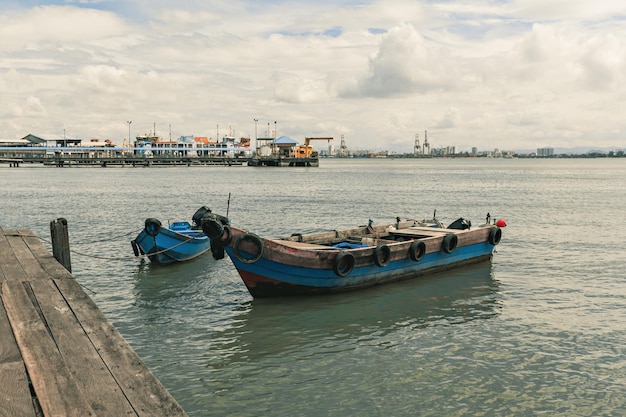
left=131, top=207, right=213, bottom=265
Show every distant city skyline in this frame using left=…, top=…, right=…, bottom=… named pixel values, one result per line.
left=1, top=1, right=625, bottom=153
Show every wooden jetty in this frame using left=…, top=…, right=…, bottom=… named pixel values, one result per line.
left=0, top=225, right=188, bottom=417
left=247, top=155, right=319, bottom=167
left=0, top=150, right=321, bottom=168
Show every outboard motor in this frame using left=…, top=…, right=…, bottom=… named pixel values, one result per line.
left=447, top=217, right=471, bottom=230
left=192, top=206, right=212, bottom=227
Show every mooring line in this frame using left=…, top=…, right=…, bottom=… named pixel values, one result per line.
left=42, top=232, right=198, bottom=260
left=70, top=228, right=144, bottom=245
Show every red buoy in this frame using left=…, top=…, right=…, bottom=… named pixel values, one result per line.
left=496, top=219, right=507, bottom=228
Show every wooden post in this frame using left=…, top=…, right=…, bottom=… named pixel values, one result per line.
left=50, top=218, right=72, bottom=272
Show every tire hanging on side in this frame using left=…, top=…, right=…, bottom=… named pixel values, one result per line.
left=333, top=251, right=355, bottom=277
left=233, top=233, right=264, bottom=263
left=442, top=233, right=458, bottom=254
left=374, top=244, right=391, bottom=267
left=488, top=227, right=502, bottom=245
left=409, top=240, right=426, bottom=262
left=144, top=218, right=161, bottom=237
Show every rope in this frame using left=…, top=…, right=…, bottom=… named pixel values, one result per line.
left=71, top=227, right=143, bottom=245
left=36, top=231, right=199, bottom=261
left=34, top=235, right=138, bottom=261
left=133, top=234, right=198, bottom=257
left=5, top=229, right=203, bottom=263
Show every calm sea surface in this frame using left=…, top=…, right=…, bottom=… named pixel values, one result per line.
left=2, top=158, right=626, bottom=416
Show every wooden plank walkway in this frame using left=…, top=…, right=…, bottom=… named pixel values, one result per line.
left=0, top=226, right=188, bottom=417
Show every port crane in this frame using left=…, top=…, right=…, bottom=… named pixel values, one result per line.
left=297, top=137, right=333, bottom=158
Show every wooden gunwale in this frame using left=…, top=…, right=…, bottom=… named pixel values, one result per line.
left=233, top=224, right=495, bottom=270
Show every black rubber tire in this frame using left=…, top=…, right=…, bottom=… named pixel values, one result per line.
left=131, top=240, right=140, bottom=257
left=211, top=244, right=225, bottom=260
left=219, top=225, right=232, bottom=245
left=409, top=240, right=426, bottom=262
left=374, top=244, right=391, bottom=267
left=442, top=233, right=458, bottom=254
left=202, top=218, right=224, bottom=240
left=144, top=218, right=161, bottom=237
left=233, top=233, right=264, bottom=263
left=488, top=227, right=502, bottom=245
left=333, top=251, right=355, bottom=277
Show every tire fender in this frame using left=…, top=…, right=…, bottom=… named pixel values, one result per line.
left=144, top=218, right=161, bottom=237
left=409, top=240, right=426, bottom=262
left=488, top=227, right=502, bottom=245
left=442, top=233, right=458, bottom=254
left=233, top=233, right=264, bottom=263
left=374, top=244, right=391, bottom=267
left=333, top=251, right=355, bottom=277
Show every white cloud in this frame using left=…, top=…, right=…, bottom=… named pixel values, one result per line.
left=0, top=0, right=625, bottom=151
left=274, top=76, right=330, bottom=103
left=349, top=23, right=458, bottom=97
left=434, top=107, right=460, bottom=129
left=8, top=96, right=47, bottom=118
left=0, top=6, right=127, bottom=52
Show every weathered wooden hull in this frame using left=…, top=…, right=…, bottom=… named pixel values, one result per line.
left=212, top=220, right=503, bottom=297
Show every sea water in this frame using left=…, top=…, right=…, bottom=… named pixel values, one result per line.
left=2, top=158, right=626, bottom=416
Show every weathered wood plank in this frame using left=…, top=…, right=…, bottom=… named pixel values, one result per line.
left=0, top=228, right=38, bottom=417
left=0, top=362, right=38, bottom=417
left=1, top=227, right=188, bottom=417
left=5, top=229, right=141, bottom=416
left=269, top=239, right=330, bottom=249
left=19, top=231, right=73, bottom=281
left=3, top=231, right=48, bottom=282
left=54, top=277, right=188, bottom=417
left=16, top=228, right=188, bottom=417
left=28, top=278, right=137, bottom=416
left=0, top=229, right=29, bottom=283
left=2, top=280, right=96, bottom=417
left=0, top=301, right=38, bottom=417
left=0, top=294, right=24, bottom=369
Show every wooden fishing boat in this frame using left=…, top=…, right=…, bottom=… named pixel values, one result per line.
left=201, top=212, right=506, bottom=297
left=131, top=206, right=213, bottom=265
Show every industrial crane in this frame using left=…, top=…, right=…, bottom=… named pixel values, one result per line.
left=296, top=137, right=333, bottom=158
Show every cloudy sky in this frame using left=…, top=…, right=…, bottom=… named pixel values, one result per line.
left=1, top=0, right=625, bottom=152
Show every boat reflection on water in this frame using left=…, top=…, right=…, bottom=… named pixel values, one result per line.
left=130, top=255, right=225, bottom=307
left=210, top=261, right=501, bottom=364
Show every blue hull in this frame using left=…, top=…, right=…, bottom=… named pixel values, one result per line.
left=207, top=218, right=504, bottom=298
left=225, top=241, right=494, bottom=296
left=132, top=222, right=211, bottom=265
